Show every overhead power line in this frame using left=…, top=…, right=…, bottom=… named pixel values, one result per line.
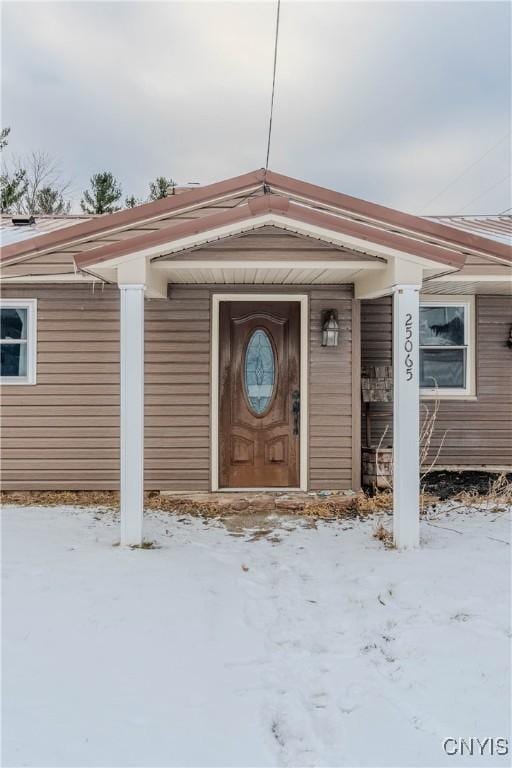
left=457, top=173, right=511, bottom=214
left=265, top=0, right=281, bottom=171
left=418, top=130, right=511, bottom=213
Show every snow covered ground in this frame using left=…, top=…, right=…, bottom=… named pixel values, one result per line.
left=2, top=503, right=510, bottom=768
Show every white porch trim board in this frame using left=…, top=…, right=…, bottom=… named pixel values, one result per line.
left=119, top=284, right=145, bottom=546
left=392, top=284, right=421, bottom=549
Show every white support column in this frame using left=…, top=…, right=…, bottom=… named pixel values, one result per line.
left=119, top=284, right=145, bottom=546
left=393, top=284, right=420, bottom=549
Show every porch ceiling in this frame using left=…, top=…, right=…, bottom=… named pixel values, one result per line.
left=150, top=262, right=382, bottom=285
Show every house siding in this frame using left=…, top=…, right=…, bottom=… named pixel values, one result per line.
left=1, top=283, right=355, bottom=490
left=361, top=295, right=512, bottom=468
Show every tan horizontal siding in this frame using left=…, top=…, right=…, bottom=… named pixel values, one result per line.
left=361, top=295, right=512, bottom=469
left=309, top=287, right=353, bottom=490
left=1, top=283, right=355, bottom=491
left=0, top=284, right=119, bottom=488
left=163, top=226, right=376, bottom=263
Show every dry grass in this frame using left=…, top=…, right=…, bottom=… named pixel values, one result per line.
left=450, top=473, right=512, bottom=511
left=0, top=490, right=120, bottom=509
left=373, top=519, right=395, bottom=548
left=352, top=491, right=394, bottom=514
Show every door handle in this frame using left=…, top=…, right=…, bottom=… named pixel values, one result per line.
left=292, top=389, right=300, bottom=436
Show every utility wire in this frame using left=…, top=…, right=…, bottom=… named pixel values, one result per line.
left=457, top=173, right=511, bottom=214
left=265, top=0, right=281, bottom=172
left=418, top=130, right=511, bottom=213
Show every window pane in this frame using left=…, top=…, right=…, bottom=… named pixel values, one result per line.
left=244, top=329, right=275, bottom=415
left=0, top=343, right=27, bottom=377
left=420, top=305, right=465, bottom=346
left=420, top=348, right=465, bottom=389
left=1, top=308, right=28, bottom=340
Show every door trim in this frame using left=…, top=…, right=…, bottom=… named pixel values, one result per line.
left=211, top=293, right=309, bottom=491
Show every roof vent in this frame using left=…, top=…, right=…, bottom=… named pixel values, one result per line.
left=12, top=216, right=36, bottom=226
left=169, top=183, right=201, bottom=195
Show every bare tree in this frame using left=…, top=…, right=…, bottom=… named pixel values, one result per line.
left=14, top=151, right=71, bottom=215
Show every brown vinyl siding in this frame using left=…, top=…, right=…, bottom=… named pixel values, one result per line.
left=160, top=226, right=377, bottom=262
left=309, top=287, right=353, bottom=489
left=361, top=295, right=512, bottom=468
left=1, top=284, right=120, bottom=489
left=1, top=284, right=355, bottom=490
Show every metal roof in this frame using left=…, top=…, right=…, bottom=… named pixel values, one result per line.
left=426, top=215, right=512, bottom=246
left=0, top=214, right=94, bottom=247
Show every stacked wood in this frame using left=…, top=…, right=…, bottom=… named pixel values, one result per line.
left=362, top=446, right=393, bottom=490
left=361, top=365, right=393, bottom=403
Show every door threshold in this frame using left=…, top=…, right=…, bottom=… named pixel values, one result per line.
left=216, top=487, right=304, bottom=493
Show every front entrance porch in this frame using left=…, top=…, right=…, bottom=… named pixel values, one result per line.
left=72, top=182, right=464, bottom=551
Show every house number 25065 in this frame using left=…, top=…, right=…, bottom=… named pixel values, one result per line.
left=404, top=313, right=414, bottom=382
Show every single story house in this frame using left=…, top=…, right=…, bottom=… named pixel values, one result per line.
left=1, top=169, right=511, bottom=547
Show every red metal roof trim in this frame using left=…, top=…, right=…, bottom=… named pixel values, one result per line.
left=75, top=194, right=466, bottom=270
left=264, top=170, right=512, bottom=263
left=0, top=170, right=266, bottom=264
left=2, top=168, right=511, bottom=267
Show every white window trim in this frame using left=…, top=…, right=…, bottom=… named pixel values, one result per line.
left=0, top=298, right=37, bottom=385
left=419, top=294, right=475, bottom=400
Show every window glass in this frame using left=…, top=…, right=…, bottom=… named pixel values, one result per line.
left=0, top=343, right=27, bottom=377
left=1, top=308, right=28, bottom=340
left=420, top=306, right=465, bottom=346
left=420, top=347, right=466, bottom=389
left=244, top=329, right=275, bottom=415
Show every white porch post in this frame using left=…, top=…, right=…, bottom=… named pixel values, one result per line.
left=119, top=284, right=145, bottom=546
left=393, top=284, right=420, bottom=549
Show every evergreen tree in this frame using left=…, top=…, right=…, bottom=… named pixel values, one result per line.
left=36, top=186, right=71, bottom=215
left=0, top=127, right=27, bottom=213
left=1, top=168, right=27, bottom=213
left=81, top=172, right=122, bottom=214
left=149, top=175, right=176, bottom=201
left=124, top=194, right=140, bottom=208
left=0, top=127, right=10, bottom=151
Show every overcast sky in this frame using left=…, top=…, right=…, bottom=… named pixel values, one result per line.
left=2, top=0, right=510, bottom=215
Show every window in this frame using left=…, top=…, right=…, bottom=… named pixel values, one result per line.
left=244, top=329, right=276, bottom=415
left=0, top=299, right=37, bottom=384
left=420, top=297, right=474, bottom=397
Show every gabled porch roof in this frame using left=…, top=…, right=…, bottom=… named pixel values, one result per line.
left=2, top=168, right=511, bottom=267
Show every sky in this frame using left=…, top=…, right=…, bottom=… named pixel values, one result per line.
left=1, top=0, right=511, bottom=215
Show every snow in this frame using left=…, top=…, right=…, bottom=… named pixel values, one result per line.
left=2, top=504, right=510, bottom=768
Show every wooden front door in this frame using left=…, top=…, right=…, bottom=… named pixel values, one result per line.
left=219, top=301, right=300, bottom=488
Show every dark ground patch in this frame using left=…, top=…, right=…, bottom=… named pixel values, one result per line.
left=422, top=471, right=512, bottom=500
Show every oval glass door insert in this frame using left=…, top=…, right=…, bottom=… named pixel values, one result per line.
left=244, top=329, right=275, bottom=415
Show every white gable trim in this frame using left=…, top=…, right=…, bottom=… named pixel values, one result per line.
left=85, top=213, right=459, bottom=273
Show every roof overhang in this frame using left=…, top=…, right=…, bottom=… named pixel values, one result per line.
left=75, top=195, right=466, bottom=274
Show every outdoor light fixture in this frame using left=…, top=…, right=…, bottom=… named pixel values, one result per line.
left=507, top=325, right=512, bottom=349
left=321, top=309, right=339, bottom=347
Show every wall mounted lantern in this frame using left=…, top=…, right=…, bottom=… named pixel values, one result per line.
left=321, top=309, right=339, bottom=347
left=507, top=325, right=512, bottom=349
